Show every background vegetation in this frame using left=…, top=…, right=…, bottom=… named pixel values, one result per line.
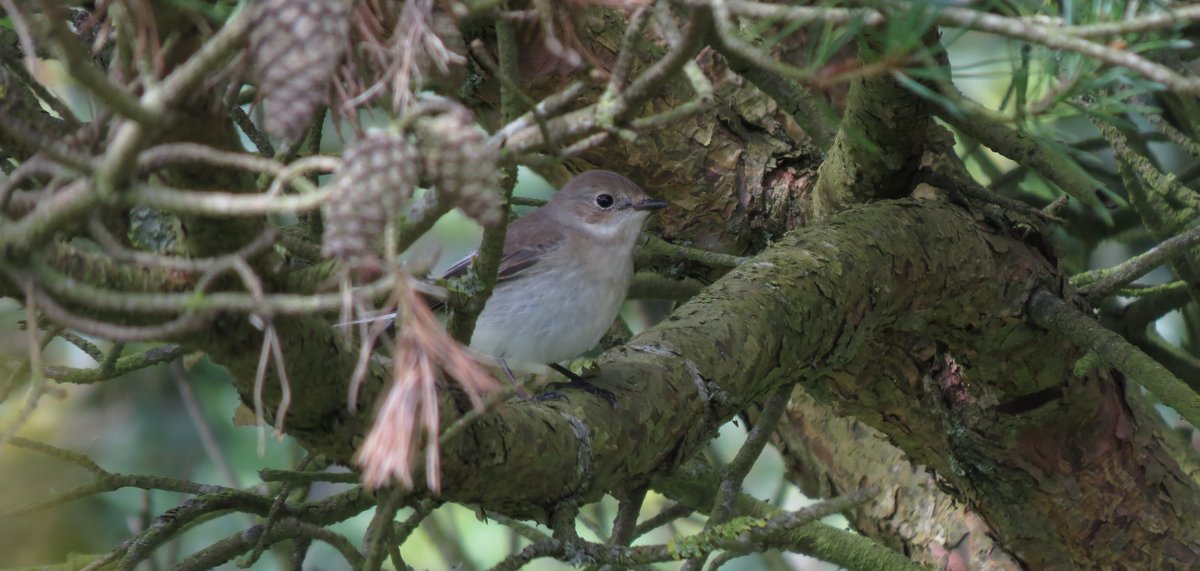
left=3, top=0, right=1200, bottom=569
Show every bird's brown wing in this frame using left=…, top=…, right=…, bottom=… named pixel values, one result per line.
left=427, top=230, right=564, bottom=311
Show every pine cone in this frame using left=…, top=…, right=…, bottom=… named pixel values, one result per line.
left=322, top=132, right=419, bottom=264
left=417, top=109, right=503, bottom=227
left=249, top=0, right=351, bottom=140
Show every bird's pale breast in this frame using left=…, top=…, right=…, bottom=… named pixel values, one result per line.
left=468, top=238, right=633, bottom=367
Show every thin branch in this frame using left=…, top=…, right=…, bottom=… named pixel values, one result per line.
left=0, top=113, right=95, bottom=172
left=99, top=341, right=124, bottom=376
left=10, top=249, right=443, bottom=318
left=56, top=330, right=105, bottom=362
left=684, top=384, right=794, bottom=570
left=0, top=324, right=59, bottom=403
left=656, top=459, right=912, bottom=570
left=156, top=4, right=251, bottom=106
left=490, top=82, right=586, bottom=148
left=609, top=486, right=647, bottom=547
left=7, top=436, right=105, bottom=476
left=393, top=499, right=439, bottom=546
left=710, top=385, right=793, bottom=524
left=89, top=217, right=276, bottom=274
left=245, top=455, right=316, bottom=567
left=32, top=3, right=159, bottom=125
left=124, top=181, right=331, bottom=215
left=687, top=0, right=883, bottom=26
left=638, top=234, right=747, bottom=269
left=486, top=488, right=886, bottom=571
left=46, top=344, right=187, bottom=384
left=137, top=143, right=310, bottom=176
left=1063, top=5, right=1200, bottom=38
left=486, top=510, right=552, bottom=543
left=712, top=37, right=833, bottom=149
left=0, top=177, right=94, bottom=258
left=933, top=5, right=1200, bottom=94
left=22, top=285, right=211, bottom=342
left=0, top=282, right=49, bottom=451
left=445, top=18, right=520, bottom=343
left=934, top=86, right=1104, bottom=205
left=1074, top=223, right=1200, bottom=299
left=362, top=488, right=405, bottom=571
left=603, top=6, right=652, bottom=98
left=1145, top=112, right=1200, bottom=160
left=1028, top=290, right=1200, bottom=428
left=172, top=362, right=241, bottom=489
left=259, top=469, right=360, bottom=484
left=172, top=519, right=364, bottom=571
left=469, top=38, right=558, bottom=158
left=5, top=437, right=233, bottom=516
left=0, top=157, right=73, bottom=215
left=602, top=6, right=712, bottom=125
left=631, top=502, right=694, bottom=541
left=232, top=106, right=275, bottom=158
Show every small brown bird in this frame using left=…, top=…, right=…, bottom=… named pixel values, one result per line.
left=364, top=170, right=667, bottom=396
left=451, top=170, right=667, bottom=375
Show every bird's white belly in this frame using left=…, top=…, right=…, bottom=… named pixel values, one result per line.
left=469, top=260, right=629, bottom=367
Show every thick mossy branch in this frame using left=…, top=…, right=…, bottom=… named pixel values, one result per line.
left=191, top=198, right=1200, bottom=567
left=806, top=43, right=936, bottom=219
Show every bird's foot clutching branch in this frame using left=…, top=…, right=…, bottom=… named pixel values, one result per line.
left=537, top=363, right=617, bottom=407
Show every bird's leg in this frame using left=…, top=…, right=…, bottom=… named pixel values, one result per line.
left=497, top=356, right=531, bottom=400
left=540, top=363, right=616, bottom=406
left=548, top=363, right=582, bottom=382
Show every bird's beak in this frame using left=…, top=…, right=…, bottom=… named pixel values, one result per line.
left=630, top=198, right=669, bottom=211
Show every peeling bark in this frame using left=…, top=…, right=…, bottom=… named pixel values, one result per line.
left=769, top=386, right=1020, bottom=570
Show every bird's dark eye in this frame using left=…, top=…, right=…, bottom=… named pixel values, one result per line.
left=595, top=193, right=615, bottom=208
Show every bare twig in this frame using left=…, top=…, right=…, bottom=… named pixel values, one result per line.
left=157, top=4, right=251, bottom=106
left=32, top=3, right=159, bottom=125
left=469, top=39, right=558, bottom=158
left=22, top=284, right=211, bottom=341
left=56, top=330, right=105, bottom=362
left=12, top=258, right=443, bottom=318
left=46, top=344, right=187, bottom=384
left=683, top=384, right=794, bottom=570
left=124, top=181, right=331, bottom=215
left=172, top=362, right=241, bottom=489
left=0, top=282, right=50, bottom=451
left=1074, top=223, right=1200, bottom=299
left=232, top=106, right=276, bottom=157
left=244, top=455, right=317, bottom=567
left=686, top=0, right=882, bottom=26
left=603, top=6, right=652, bottom=98
left=445, top=19, right=520, bottom=343
left=362, top=488, right=405, bottom=571
left=933, top=5, right=1200, bottom=93
left=638, top=234, right=746, bottom=269
left=631, top=502, right=695, bottom=540
left=1063, top=5, right=1200, bottom=38
left=609, top=486, right=647, bottom=547
left=173, top=519, right=364, bottom=571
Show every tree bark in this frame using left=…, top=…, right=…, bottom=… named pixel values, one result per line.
left=187, top=196, right=1200, bottom=568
